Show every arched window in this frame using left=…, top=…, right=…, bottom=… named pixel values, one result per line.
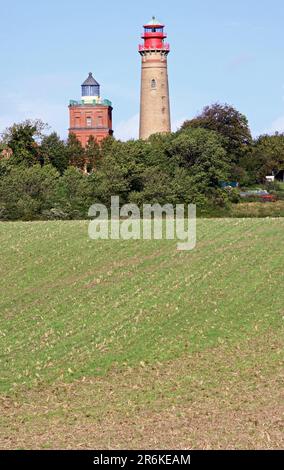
left=151, top=79, right=157, bottom=89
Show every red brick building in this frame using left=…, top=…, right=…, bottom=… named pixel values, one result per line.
left=69, top=73, right=113, bottom=147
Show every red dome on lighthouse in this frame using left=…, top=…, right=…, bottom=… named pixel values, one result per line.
left=139, top=16, right=170, bottom=52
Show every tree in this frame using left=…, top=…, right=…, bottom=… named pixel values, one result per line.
left=0, top=164, right=59, bottom=220
left=89, top=155, right=130, bottom=207
left=244, top=133, right=284, bottom=183
left=85, top=136, right=101, bottom=173
left=168, top=128, right=230, bottom=189
left=56, top=167, right=93, bottom=218
left=110, top=139, right=149, bottom=193
left=89, top=139, right=148, bottom=206
left=41, top=132, right=68, bottom=174
left=181, top=103, right=252, bottom=166
left=169, top=167, right=208, bottom=206
left=2, top=119, right=47, bottom=166
left=129, top=167, right=174, bottom=206
left=66, top=133, right=86, bottom=170
left=100, top=136, right=116, bottom=156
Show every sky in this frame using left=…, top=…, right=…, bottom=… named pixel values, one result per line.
left=0, top=0, right=284, bottom=140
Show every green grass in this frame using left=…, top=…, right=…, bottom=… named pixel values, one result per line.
left=0, top=219, right=283, bottom=394
left=1, top=219, right=283, bottom=449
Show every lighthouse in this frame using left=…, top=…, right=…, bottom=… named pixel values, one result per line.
left=68, top=73, right=113, bottom=147
left=139, top=17, right=171, bottom=140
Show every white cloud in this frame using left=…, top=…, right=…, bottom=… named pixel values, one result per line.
left=114, top=114, right=186, bottom=141
left=172, top=117, right=186, bottom=132
left=269, top=115, right=284, bottom=134
left=114, top=114, right=139, bottom=141
left=0, top=92, right=67, bottom=139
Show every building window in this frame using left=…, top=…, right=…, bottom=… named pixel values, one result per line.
left=145, top=27, right=163, bottom=33
left=86, top=117, right=92, bottom=127
left=97, top=115, right=103, bottom=127
left=82, top=85, right=100, bottom=97
left=75, top=117, right=80, bottom=127
left=151, top=79, right=156, bottom=89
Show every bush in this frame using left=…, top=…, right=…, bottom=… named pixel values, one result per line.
left=55, top=167, right=93, bottom=218
left=0, top=164, right=59, bottom=220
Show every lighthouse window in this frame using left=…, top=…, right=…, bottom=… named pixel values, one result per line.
left=151, top=79, right=157, bottom=89
left=82, top=85, right=99, bottom=97
left=145, top=27, right=163, bottom=33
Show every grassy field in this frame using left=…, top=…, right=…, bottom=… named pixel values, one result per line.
left=231, top=201, right=284, bottom=217
left=0, top=219, right=283, bottom=449
left=201, top=200, right=284, bottom=218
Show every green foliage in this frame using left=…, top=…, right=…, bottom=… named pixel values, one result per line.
left=3, top=120, right=47, bottom=166
left=89, top=139, right=149, bottom=206
left=65, top=133, right=86, bottom=170
left=3, top=103, right=283, bottom=220
left=56, top=167, right=94, bottom=218
left=41, top=132, right=68, bottom=174
left=244, top=133, right=284, bottom=183
left=169, top=167, right=208, bottom=206
left=181, top=103, right=252, bottom=168
left=85, top=136, right=101, bottom=173
left=129, top=167, right=174, bottom=206
left=90, top=154, right=131, bottom=206
left=168, top=128, right=230, bottom=200
left=0, top=122, right=240, bottom=219
left=0, top=164, right=59, bottom=220
left=0, top=159, right=11, bottom=178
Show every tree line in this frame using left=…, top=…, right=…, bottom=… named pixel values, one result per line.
left=0, top=103, right=283, bottom=220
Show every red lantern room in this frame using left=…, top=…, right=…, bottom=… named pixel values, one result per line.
left=139, top=16, right=170, bottom=52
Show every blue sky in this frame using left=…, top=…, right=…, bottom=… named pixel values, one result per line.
left=0, top=0, right=283, bottom=140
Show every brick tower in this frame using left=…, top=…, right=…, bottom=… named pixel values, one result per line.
left=139, top=17, right=171, bottom=140
left=69, top=73, right=113, bottom=147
